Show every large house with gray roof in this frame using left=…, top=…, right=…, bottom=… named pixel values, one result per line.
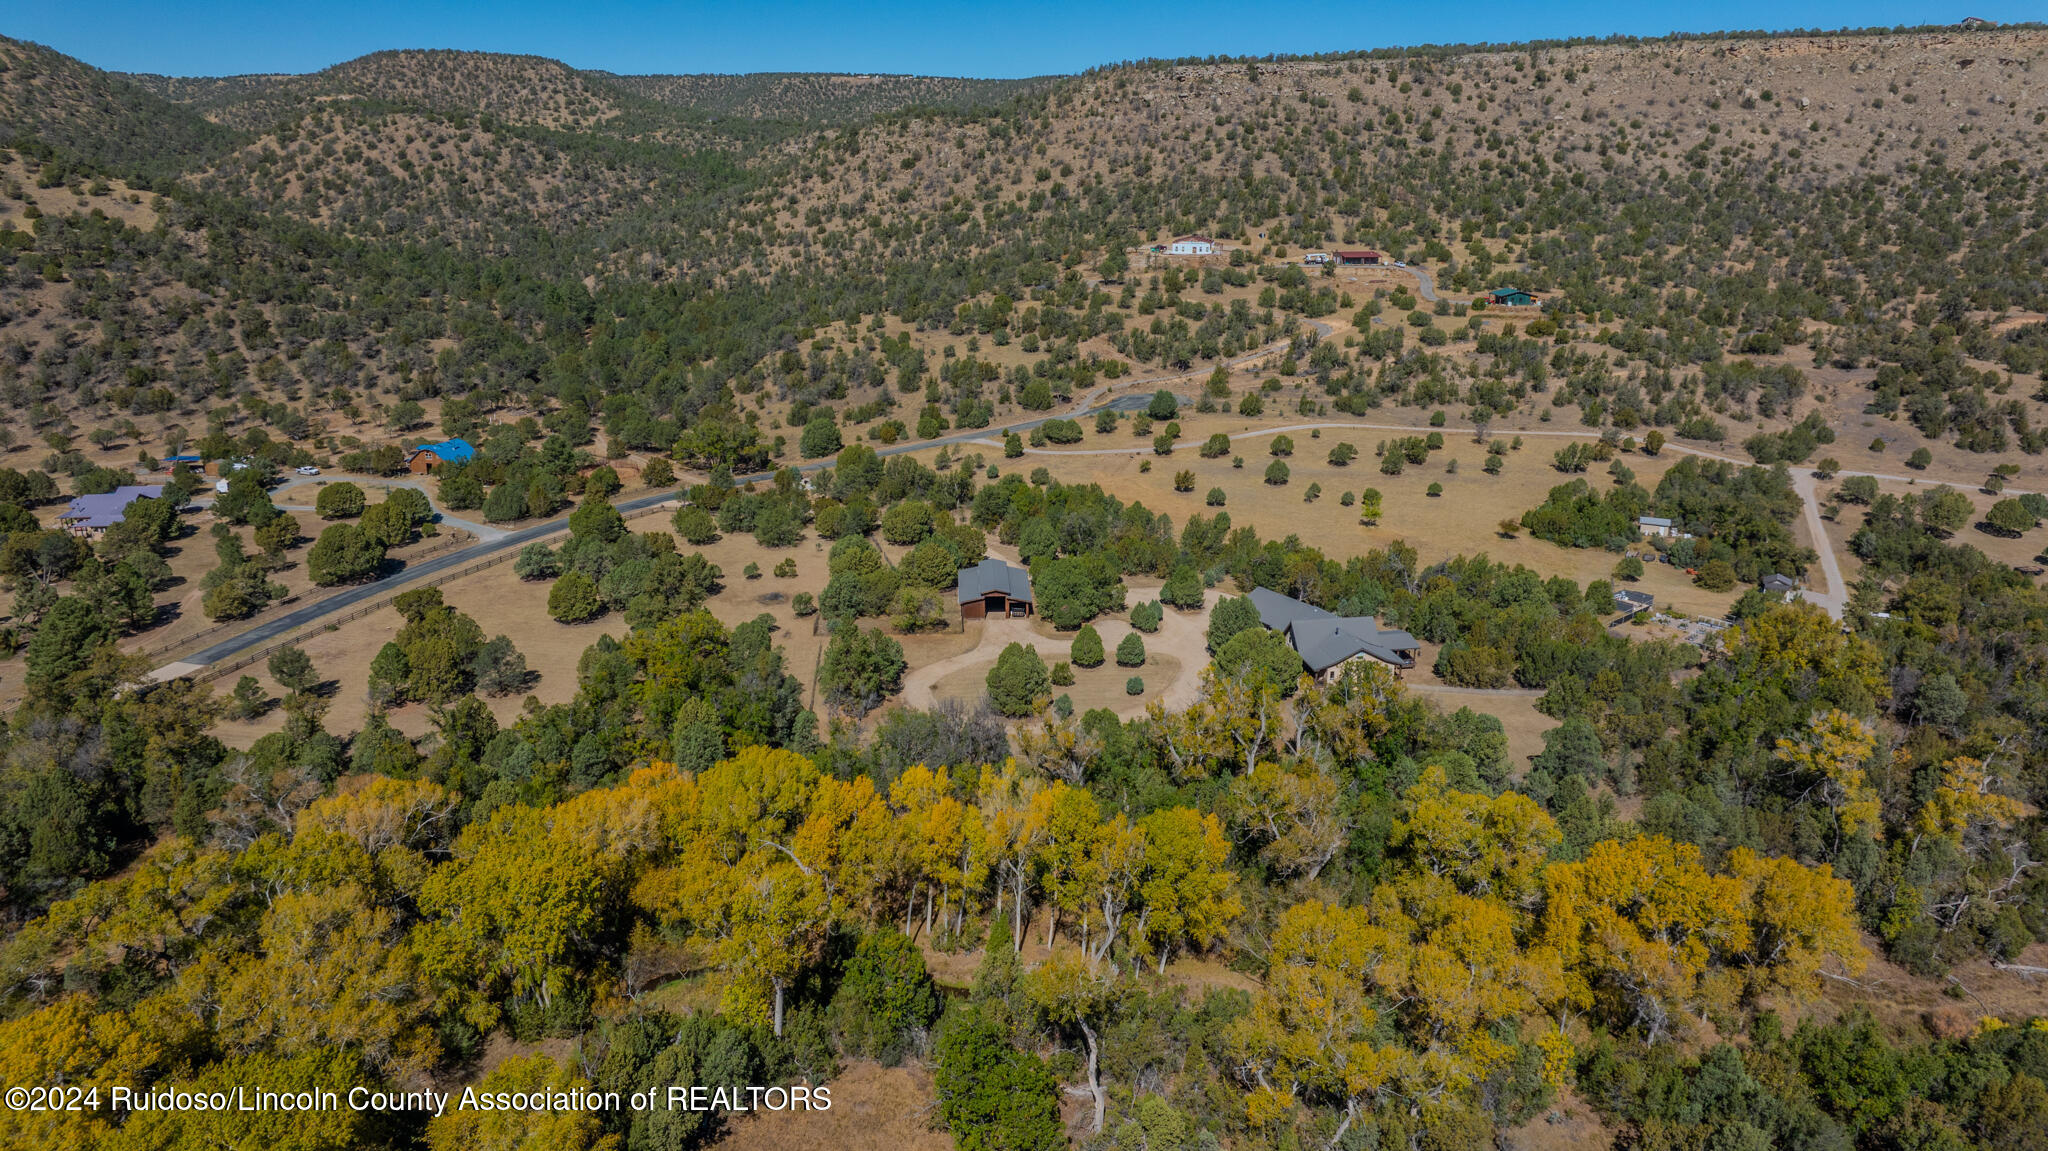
left=1248, top=587, right=1421, bottom=681
left=957, top=558, right=1034, bottom=619
left=58, top=485, right=163, bottom=539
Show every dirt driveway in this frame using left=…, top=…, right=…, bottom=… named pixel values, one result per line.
left=899, top=584, right=1218, bottom=720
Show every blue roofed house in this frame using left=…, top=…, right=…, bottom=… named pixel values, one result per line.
left=58, top=485, right=163, bottom=539
left=404, top=439, right=476, bottom=474
left=1247, top=587, right=1421, bottom=681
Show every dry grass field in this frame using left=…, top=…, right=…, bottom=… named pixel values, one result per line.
left=0, top=494, right=469, bottom=715
left=1819, top=474, right=2048, bottom=595
left=196, top=413, right=1753, bottom=759
left=930, top=644, right=1186, bottom=718
left=214, top=521, right=845, bottom=747
left=717, top=1060, right=953, bottom=1151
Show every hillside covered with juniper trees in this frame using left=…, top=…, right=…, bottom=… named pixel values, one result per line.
left=1, top=20, right=2047, bottom=1151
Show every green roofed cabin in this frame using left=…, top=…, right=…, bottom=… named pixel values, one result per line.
left=1486, top=288, right=1537, bottom=307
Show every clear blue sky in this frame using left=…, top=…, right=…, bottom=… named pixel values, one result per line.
left=10, top=1, right=2038, bottom=79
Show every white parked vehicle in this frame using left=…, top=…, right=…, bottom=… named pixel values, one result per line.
left=296, top=466, right=321, bottom=476
left=214, top=479, right=231, bottom=494
left=1393, top=261, right=1408, bottom=268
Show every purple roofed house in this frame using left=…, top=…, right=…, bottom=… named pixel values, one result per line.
left=58, top=485, right=163, bottom=539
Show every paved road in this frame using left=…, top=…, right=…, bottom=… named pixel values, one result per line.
left=175, top=313, right=2032, bottom=671
left=1406, top=265, right=1439, bottom=302
left=162, top=330, right=1327, bottom=674
left=269, top=474, right=512, bottom=542
left=1790, top=469, right=1849, bottom=619
left=179, top=487, right=681, bottom=666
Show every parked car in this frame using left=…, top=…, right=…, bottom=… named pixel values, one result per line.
left=1393, top=260, right=1408, bottom=268
left=214, top=479, right=231, bottom=494
left=295, top=466, right=320, bottom=476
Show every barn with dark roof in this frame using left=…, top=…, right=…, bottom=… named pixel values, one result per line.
left=957, top=558, right=1034, bottom=620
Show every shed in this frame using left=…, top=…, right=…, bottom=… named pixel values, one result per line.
left=1761, top=573, right=1799, bottom=594
left=1487, top=288, right=1537, bottom=307
left=1335, top=250, right=1381, bottom=265
left=58, top=485, right=163, bottom=538
left=404, top=439, right=477, bottom=474
left=957, top=558, right=1034, bottom=619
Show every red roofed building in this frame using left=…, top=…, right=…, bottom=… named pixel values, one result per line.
left=1335, top=250, right=1381, bottom=265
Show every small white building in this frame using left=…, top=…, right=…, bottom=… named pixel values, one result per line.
left=1168, top=234, right=1215, bottom=256
left=1636, top=515, right=1692, bottom=540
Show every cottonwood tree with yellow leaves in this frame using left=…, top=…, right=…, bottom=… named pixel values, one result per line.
left=1134, top=806, right=1238, bottom=973
left=1227, top=760, right=1351, bottom=879
left=976, top=762, right=1052, bottom=951
left=415, top=803, right=623, bottom=1033
left=1894, top=754, right=2035, bottom=945
left=1147, top=663, right=1286, bottom=779
left=1229, top=898, right=1404, bottom=1150
left=1542, top=837, right=1865, bottom=1041
left=1026, top=952, right=1126, bottom=1135
left=1231, top=769, right=1868, bottom=1146
left=1774, top=707, right=1882, bottom=850
left=7, top=40, right=2048, bottom=1151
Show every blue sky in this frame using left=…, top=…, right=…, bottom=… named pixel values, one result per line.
left=10, top=1, right=2039, bottom=79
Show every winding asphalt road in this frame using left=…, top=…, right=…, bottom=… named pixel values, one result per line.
left=1402, top=265, right=1440, bottom=302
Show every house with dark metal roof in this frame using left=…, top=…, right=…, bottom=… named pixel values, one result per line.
left=1761, top=573, right=1799, bottom=594
left=1613, top=589, right=1655, bottom=618
left=957, top=558, right=1034, bottom=619
left=58, top=485, right=163, bottom=538
left=1247, top=587, right=1420, bottom=679
left=404, top=439, right=476, bottom=474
